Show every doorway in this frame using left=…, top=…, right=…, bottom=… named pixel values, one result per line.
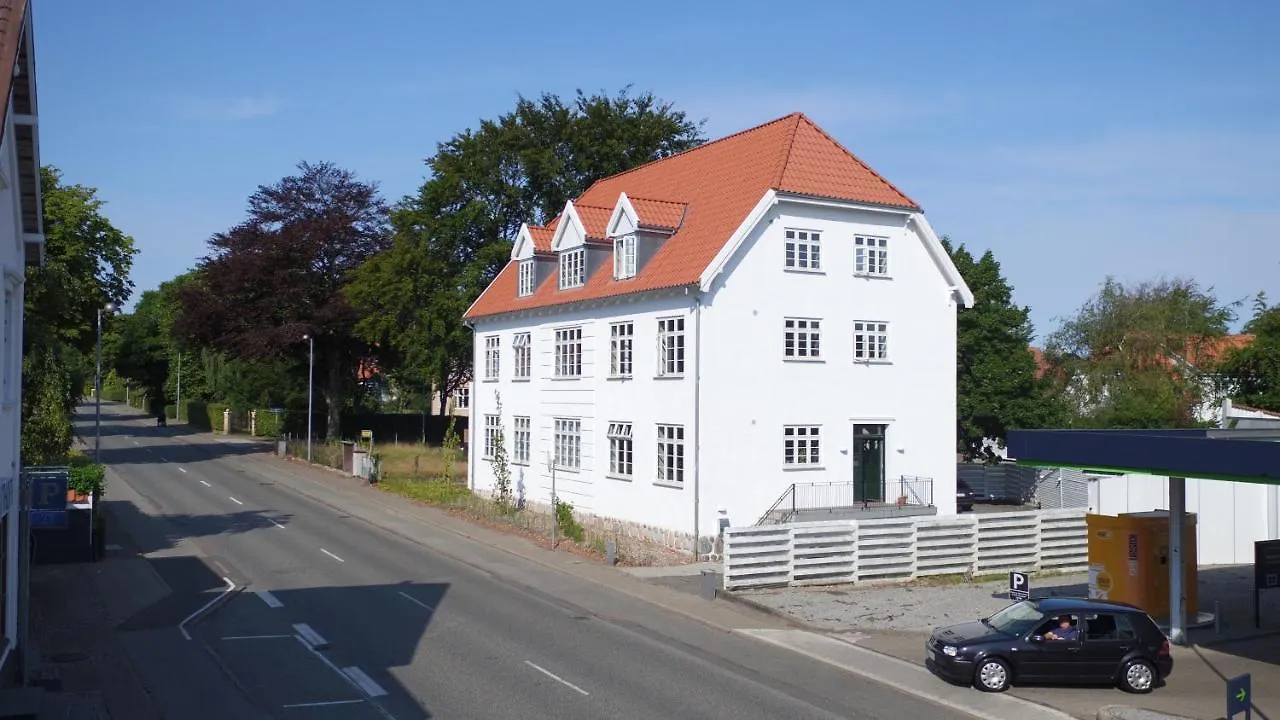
left=853, top=424, right=886, bottom=502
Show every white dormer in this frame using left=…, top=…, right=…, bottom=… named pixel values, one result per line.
left=607, top=193, right=641, bottom=238
left=549, top=201, right=588, bottom=253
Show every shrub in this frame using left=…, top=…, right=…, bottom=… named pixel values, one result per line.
left=554, top=497, right=585, bottom=543
left=207, top=403, right=229, bottom=432
left=254, top=409, right=285, bottom=437
left=68, top=462, right=106, bottom=497
left=186, top=402, right=211, bottom=430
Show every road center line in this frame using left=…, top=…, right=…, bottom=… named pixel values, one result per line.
left=178, top=467, right=188, bottom=473
left=523, top=660, right=590, bottom=696
left=199, top=480, right=211, bottom=487
left=282, top=699, right=366, bottom=709
left=397, top=591, right=435, bottom=613
left=229, top=496, right=244, bottom=505
left=271, top=519, right=286, bottom=529
left=320, top=548, right=345, bottom=563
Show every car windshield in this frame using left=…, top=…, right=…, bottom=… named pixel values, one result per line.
left=984, top=601, right=1044, bottom=636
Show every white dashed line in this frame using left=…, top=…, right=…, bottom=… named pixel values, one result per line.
left=292, top=623, right=330, bottom=650
left=398, top=591, right=435, bottom=613
left=178, top=467, right=188, bottom=473
left=199, top=480, right=211, bottom=487
left=341, top=666, right=388, bottom=697
left=320, top=548, right=345, bottom=563
left=271, top=519, right=286, bottom=529
left=524, top=660, right=590, bottom=696
left=283, top=700, right=366, bottom=709
left=255, top=590, right=283, bottom=608
left=229, top=496, right=244, bottom=505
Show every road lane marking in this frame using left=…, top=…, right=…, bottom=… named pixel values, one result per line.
left=283, top=700, right=366, bottom=709
left=199, top=480, right=211, bottom=487
left=271, top=519, right=286, bottom=529
left=321, top=548, right=345, bottom=563
left=255, top=590, right=283, bottom=608
left=133, top=441, right=140, bottom=446
left=293, top=636, right=371, bottom=700
left=221, top=634, right=292, bottom=640
left=178, top=467, right=188, bottom=473
left=229, top=496, right=244, bottom=505
left=341, top=666, right=388, bottom=698
left=179, top=576, right=237, bottom=640
left=397, top=591, right=435, bottom=613
left=292, top=623, right=330, bottom=650
left=524, top=660, right=590, bottom=696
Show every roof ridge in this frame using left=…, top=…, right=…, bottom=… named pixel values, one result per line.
left=627, top=194, right=687, bottom=206
left=788, top=113, right=921, bottom=210
left=770, top=113, right=804, bottom=188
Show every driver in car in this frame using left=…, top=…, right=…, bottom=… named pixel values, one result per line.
left=1044, top=615, right=1078, bottom=641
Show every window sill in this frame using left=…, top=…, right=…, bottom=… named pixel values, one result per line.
left=783, top=357, right=824, bottom=363
left=555, top=466, right=581, bottom=474
left=558, top=284, right=586, bottom=291
left=606, top=474, right=633, bottom=482
left=481, top=378, right=499, bottom=383
left=653, top=374, right=685, bottom=380
left=550, top=376, right=583, bottom=381
left=784, top=267, right=825, bottom=275
left=853, top=272, right=893, bottom=280
left=511, top=460, right=529, bottom=466
left=853, top=359, right=893, bottom=365
left=653, top=480, right=685, bottom=490
left=606, top=374, right=633, bottom=381
left=511, top=377, right=531, bottom=383
left=783, top=465, right=826, bottom=472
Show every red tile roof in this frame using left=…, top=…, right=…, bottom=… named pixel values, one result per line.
left=465, top=112, right=920, bottom=320
left=574, top=204, right=613, bottom=240
left=630, top=196, right=687, bottom=230
left=527, top=225, right=554, bottom=253
left=0, top=1, right=27, bottom=147
left=1183, top=334, right=1253, bottom=368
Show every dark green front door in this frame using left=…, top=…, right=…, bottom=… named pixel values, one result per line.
left=853, top=424, right=886, bottom=502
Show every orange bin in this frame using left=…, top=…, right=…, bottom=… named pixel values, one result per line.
left=1086, top=510, right=1198, bottom=619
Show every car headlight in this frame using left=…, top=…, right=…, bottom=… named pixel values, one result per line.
left=943, top=645, right=958, bottom=657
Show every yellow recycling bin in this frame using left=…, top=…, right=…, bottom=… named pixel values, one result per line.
left=1086, top=510, right=1197, bottom=619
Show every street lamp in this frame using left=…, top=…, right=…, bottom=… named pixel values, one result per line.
left=94, top=301, right=117, bottom=462
left=303, top=333, right=314, bottom=463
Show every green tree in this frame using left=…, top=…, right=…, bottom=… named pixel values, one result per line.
left=1217, top=301, right=1280, bottom=412
left=349, top=88, right=704, bottom=411
left=1045, top=277, right=1236, bottom=428
left=945, top=238, right=1059, bottom=460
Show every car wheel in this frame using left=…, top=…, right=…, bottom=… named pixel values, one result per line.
left=1119, top=659, right=1156, bottom=694
left=973, top=657, right=1011, bottom=692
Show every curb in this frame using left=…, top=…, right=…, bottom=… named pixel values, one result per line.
left=1095, top=706, right=1203, bottom=720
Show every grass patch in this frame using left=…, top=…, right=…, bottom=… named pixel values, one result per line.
left=378, top=476, right=472, bottom=504
left=374, top=442, right=467, bottom=479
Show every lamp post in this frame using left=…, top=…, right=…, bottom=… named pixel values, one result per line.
left=175, top=350, right=181, bottom=422
left=94, top=302, right=116, bottom=462
left=303, top=333, right=314, bottom=463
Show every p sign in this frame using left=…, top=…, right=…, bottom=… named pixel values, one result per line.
left=1009, top=571, right=1030, bottom=601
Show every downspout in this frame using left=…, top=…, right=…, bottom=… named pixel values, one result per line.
left=692, top=289, right=703, bottom=562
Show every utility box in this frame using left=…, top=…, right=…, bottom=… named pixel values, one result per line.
left=1086, top=511, right=1198, bottom=619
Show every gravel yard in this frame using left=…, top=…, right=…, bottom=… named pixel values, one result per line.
left=737, top=564, right=1280, bottom=635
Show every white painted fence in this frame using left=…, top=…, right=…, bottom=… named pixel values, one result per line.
left=722, top=509, right=1088, bottom=590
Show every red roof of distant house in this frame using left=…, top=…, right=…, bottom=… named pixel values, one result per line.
left=1028, top=347, right=1051, bottom=379
left=464, top=112, right=920, bottom=320
left=1182, top=334, right=1253, bottom=368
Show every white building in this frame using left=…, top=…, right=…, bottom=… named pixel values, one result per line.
left=463, top=112, right=974, bottom=549
left=0, top=0, right=43, bottom=675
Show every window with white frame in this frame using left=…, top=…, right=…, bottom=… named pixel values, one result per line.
left=518, top=259, right=536, bottom=296
left=853, top=321, right=889, bottom=361
left=483, top=335, right=500, bottom=380
left=513, top=416, right=530, bottom=464
left=512, top=333, right=531, bottom=379
left=483, top=414, right=501, bottom=460
left=610, top=322, right=633, bottom=377
left=783, top=425, right=821, bottom=466
left=656, top=424, right=685, bottom=485
left=784, top=229, right=821, bottom=271
left=614, top=234, right=637, bottom=279
left=554, top=327, right=583, bottom=377
left=559, top=248, right=586, bottom=289
left=608, top=422, right=633, bottom=478
left=854, top=236, right=889, bottom=276
left=784, top=318, right=821, bottom=359
left=554, top=418, right=582, bottom=470
left=657, top=317, right=685, bottom=376
left=453, top=386, right=470, bottom=409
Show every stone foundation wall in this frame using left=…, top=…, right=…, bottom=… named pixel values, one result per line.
left=521, top=498, right=716, bottom=566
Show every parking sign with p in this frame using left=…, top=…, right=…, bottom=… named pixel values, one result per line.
left=1009, top=571, right=1030, bottom=601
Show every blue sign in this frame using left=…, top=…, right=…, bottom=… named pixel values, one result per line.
left=30, top=472, right=67, bottom=511
left=31, top=510, right=68, bottom=529
left=1227, top=673, right=1251, bottom=718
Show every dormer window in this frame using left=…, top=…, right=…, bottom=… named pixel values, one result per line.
left=518, top=259, right=535, bottom=296
left=559, top=248, right=585, bottom=289
left=614, top=234, right=636, bottom=279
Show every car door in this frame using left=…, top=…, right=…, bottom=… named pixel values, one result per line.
left=1079, top=613, right=1133, bottom=681
left=1017, top=615, right=1082, bottom=681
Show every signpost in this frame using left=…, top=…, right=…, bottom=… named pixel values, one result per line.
left=1009, top=571, right=1030, bottom=601
left=1227, top=673, right=1251, bottom=719
left=1254, top=539, right=1280, bottom=629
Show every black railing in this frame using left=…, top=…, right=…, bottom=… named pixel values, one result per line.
left=756, top=476, right=935, bottom=525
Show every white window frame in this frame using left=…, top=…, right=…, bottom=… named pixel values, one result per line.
left=609, top=321, right=633, bottom=378
left=553, top=418, right=582, bottom=471
left=784, top=228, right=822, bottom=272
left=656, top=316, right=685, bottom=377
left=559, top=247, right=586, bottom=289
left=483, top=335, right=500, bottom=380
left=518, top=258, right=536, bottom=296
left=512, top=333, right=531, bottom=379
left=783, top=317, right=821, bottom=360
left=512, top=416, right=530, bottom=465
left=853, top=321, right=890, bottom=362
left=483, top=414, right=501, bottom=460
left=783, top=425, right=822, bottom=468
left=656, top=424, right=685, bottom=486
left=554, top=326, right=583, bottom=377
left=854, top=235, right=889, bottom=277
left=614, top=234, right=637, bottom=280
left=607, top=422, right=633, bottom=479
left=453, top=386, right=470, bottom=409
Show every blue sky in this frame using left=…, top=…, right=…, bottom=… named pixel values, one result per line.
left=33, top=0, right=1279, bottom=341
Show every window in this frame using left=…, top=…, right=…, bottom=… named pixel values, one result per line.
left=518, top=259, right=536, bottom=296
left=559, top=248, right=586, bottom=289
left=483, top=335, right=500, bottom=380
left=453, top=386, right=470, bottom=409
left=608, top=422, right=633, bottom=478
left=512, top=333, right=531, bottom=379
left=783, top=425, right=821, bottom=466
left=784, top=318, right=821, bottom=359
left=854, top=236, right=889, bottom=276
left=513, top=416, right=530, bottom=464
left=614, top=234, right=637, bottom=279
left=656, top=424, right=685, bottom=485
left=657, top=317, right=685, bottom=377
left=554, top=418, right=582, bottom=470
left=610, top=322, right=633, bottom=377
left=1085, top=613, right=1137, bottom=641
left=483, top=414, right=501, bottom=460
left=853, top=321, right=889, bottom=361
left=784, top=229, right=821, bottom=271
left=554, top=327, right=583, bottom=377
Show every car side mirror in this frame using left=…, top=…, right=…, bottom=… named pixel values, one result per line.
left=1030, top=635, right=1044, bottom=643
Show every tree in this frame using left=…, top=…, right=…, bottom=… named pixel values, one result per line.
left=1045, top=277, right=1236, bottom=428
left=175, top=161, right=390, bottom=440
left=1217, top=301, right=1280, bottom=412
left=349, top=87, right=704, bottom=412
left=944, top=238, right=1059, bottom=460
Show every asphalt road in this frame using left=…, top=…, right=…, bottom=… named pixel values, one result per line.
left=90, top=403, right=979, bottom=720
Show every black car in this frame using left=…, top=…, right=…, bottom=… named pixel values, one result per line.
left=956, top=479, right=976, bottom=512
left=925, top=597, right=1173, bottom=694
